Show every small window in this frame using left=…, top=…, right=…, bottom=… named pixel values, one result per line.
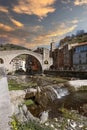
left=79, top=59, right=81, bottom=64
left=44, top=60, right=48, bottom=64
left=86, top=53, right=87, bottom=57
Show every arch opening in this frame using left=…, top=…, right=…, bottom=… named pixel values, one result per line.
left=10, top=54, right=42, bottom=74
left=0, top=58, right=4, bottom=64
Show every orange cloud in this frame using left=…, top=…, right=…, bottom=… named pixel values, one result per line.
left=0, top=23, right=14, bottom=31
left=0, top=6, right=8, bottom=13
left=13, top=0, right=56, bottom=19
left=74, top=0, right=87, bottom=5
left=0, top=20, right=77, bottom=49
left=10, top=18, right=24, bottom=27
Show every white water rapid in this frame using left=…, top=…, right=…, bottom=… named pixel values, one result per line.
left=51, top=86, right=69, bottom=99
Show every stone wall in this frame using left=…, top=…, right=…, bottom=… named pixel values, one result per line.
left=0, top=66, right=12, bottom=130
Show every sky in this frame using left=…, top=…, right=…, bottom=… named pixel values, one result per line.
left=0, top=0, right=87, bottom=49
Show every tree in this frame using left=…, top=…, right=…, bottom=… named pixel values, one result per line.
left=76, top=30, right=85, bottom=36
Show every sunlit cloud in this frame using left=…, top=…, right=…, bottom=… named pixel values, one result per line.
left=0, top=6, right=8, bottom=13
left=0, top=20, right=77, bottom=49
left=13, top=0, right=56, bottom=19
left=25, top=22, right=77, bottom=48
left=0, top=23, right=14, bottom=31
left=74, top=0, right=87, bottom=5
left=10, top=18, right=24, bottom=27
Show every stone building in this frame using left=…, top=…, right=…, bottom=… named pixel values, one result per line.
left=34, top=47, right=53, bottom=70
left=52, top=43, right=79, bottom=70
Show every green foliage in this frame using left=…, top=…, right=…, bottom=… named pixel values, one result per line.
left=24, top=99, right=34, bottom=106
left=59, top=31, right=87, bottom=46
left=10, top=115, right=53, bottom=130
left=10, top=115, right=22, bottom=130
left=0, top=43, right=30, bottom=51
left=60, top=107, right=78, bottom=120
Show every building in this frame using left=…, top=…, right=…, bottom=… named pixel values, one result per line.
left=34, top=47, right=53, bottom=70
left=50, top=40, right=56, bottom=57
left=34, top=47, right=43, bottom=54
left=11, top=58, right=26, bottom=72
left=52, top=43, right=79, bottom=70
left=73, top=42, right=87, bottom=71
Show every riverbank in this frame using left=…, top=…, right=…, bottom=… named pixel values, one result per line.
left=7, top=74, right=87, bottom=130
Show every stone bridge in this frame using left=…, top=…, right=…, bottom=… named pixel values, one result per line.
left=0, top=50, right=53, bottom=73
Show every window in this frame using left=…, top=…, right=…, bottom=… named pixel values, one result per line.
left=0, top=58, right=4, bottom=64
left=44, top=60, right=48, bottom=64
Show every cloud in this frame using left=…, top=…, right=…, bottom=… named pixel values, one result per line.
left=0, top=19, right=77, bottom=49
left=25, top=22, right=77, bottom=48
left=61, top=0, right=71, bottom=4
left=74, top=0, right=87, bottom=6
left=10, top=18, right=24, bottom=27
left=71, top=19, right=78, bottom=24
left=0, top=23, right=14, bottom=31
left=13, top=0, right=56, bottom=19
left=0, top=6, right=8, bottom=13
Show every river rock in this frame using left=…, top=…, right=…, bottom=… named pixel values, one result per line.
left=9, top=90, right=26, bottom=114
left=9, top=90, right=39, bottom=123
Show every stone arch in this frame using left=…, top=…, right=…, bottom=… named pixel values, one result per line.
left=9, top=53, right=42, bottom=73
left=0, top=58, right=4, bottom=64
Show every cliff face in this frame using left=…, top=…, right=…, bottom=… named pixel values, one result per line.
left=0, top=67, right=12, bottom=130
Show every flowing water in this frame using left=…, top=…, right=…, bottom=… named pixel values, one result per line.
left=50, top=86, right=69, bottom=99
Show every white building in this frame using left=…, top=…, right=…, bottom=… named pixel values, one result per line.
left=11, top=58, right=26, bottom=72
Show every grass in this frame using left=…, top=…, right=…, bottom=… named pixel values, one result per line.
left=78, top=85, right=87, bottom=91
left=8, top=75, right=67, bottom=91
left=59, top=107, right=79, bottom=121
left=8, top=79, right=38, bottom=91
left=10, top=115, right=53, bottom=130
left=41, top=76, right=68, bottom=84
left=8, top=80, right=25, bottom=90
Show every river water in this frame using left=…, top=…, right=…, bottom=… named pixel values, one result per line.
left=48, top=90, right=87, bottom=118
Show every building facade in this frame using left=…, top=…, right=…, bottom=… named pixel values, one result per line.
left=73, top=42, right=87, bottom=71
